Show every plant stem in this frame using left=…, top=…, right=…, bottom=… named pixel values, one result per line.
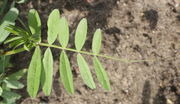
left=1, top=42, right=153, bottom=63
left=38, top=43, right=153, bottom=63
left=0, top=47, right=26, bottom=56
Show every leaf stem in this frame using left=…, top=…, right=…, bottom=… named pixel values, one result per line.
left=38, top=43, right=153, bottom=63
left=0, top=47, right=26, bottom=56
left=1, top=42, right=153, bottom=63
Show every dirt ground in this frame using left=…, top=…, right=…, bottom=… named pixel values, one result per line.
left=13, top=0, right=180, bottom=104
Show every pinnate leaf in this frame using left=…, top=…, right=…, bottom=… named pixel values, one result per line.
left=75, top=18, right=87, bottom=51
left=93, top=56, right=111, bottom=90
left=59, top=51, right=74, bottom=94
left=27, top=46, right=42, bottom=97
left=58, top=17, right=69, bottom=48
left=47, top=9, right=60, bottom=44
left=42, top=48, right=53, bottom=96
left=28, top=9, right=41, bottom=42
left=92, top=29, right=102, bottom=54
left=77, top=54, right=96, bottom=89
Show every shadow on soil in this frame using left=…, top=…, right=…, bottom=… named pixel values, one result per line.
left=142, top=79, right=180, bottom=104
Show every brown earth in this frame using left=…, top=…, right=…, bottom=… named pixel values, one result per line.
left=13, top=0, right=180, bottom=104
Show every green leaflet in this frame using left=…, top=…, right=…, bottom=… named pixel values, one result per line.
left=42, top=48, right=53, bottom=96
left=47, top=9, right=60, bottom=44
left=75, top=18, right=87, bottom=51
left=4, top=36, right=22, bottom=44
left=59, top=51, right=74, bottom=94
left=5, top=25, right=29, bottom=37
left=16, top=0, right=28, bottom=4
left=0, top=56, right=10, bottom=74
left=92, top=29, right=102, bottom=54
left=27, top=46, right=42, bottom=97
left=58, top=17, right=69, bottom=48
left=0, top=8, right=19, bottom=43
left=77, top=53, right=96, bottom=89
left=8, top=38, right=25, bottom=49
left=1, top=91, right=21, bottom=103
left=0, top=86, right=2, bottom=96
left=4, top=80, right=24, bottom=89
left=93, top=56, right=111, bottom=90
left=28, top=9, right=41, bottom=42
left=6, top=69, right=27, bottom=80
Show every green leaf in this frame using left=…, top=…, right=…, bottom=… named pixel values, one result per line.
left=0, top=86, right=3, bottom=96
left=42, top=48, right=53, bottom=96
left=4, top=80, right=24, bottom=89
left=93, top=56, right=111, bottom=90
left=28, top=9, right=41, bottom=42
left=8, top=38, right=25, bottom=49
left=23, top=42, right=34, bottom=51
left=27, top=46, right=42, bottom=97
left=1, top=91, right=21, bottom=104
left=5, top=25, right=29, bottom=37
left=59, top=51, right=74, bottom=94
left=77, top=54, right=96, bottom=89
left=7, top=69, right=27, bottom=80
left=16, top=0, right=28, bottom=4
left=23, top=44, right=30, bottom=51
left=0, top=8, right=19, bottom=43
left=58, top=17, right=69, bottom=48
left=92, top=29, right=102, bottom=54
left=47, top=9, right=60, bottom=44
left=4, top=26, right=20, bottom=36
left=75, top=18, right=87, bottom=51
left=4, top=36, right=22, bottom=44
left=0, top=56, right=10, bottom=74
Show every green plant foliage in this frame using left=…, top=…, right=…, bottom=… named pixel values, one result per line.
left=4, top=80, right=24, bottom=89
left=4, top=36, right=22, bottom=44
left=3, top=9, right=113, bottom=96
left=0, top=87, right=2, bottom=96
left=27, top=46, right=42, bottom=97
left=0, top=56, right=26, bottom=103
left=47, top=9, right=60, bottom=44
left=42, top=48, right=53, bottom=96
left=7, top=69, right=27, bottom=80
left=16, top=0, right=28, bottom=4
left=92, top=29, right=102, bottom=54
left=0, top=56, right=11, bottom=74
left=77, top=53, right=96, bottom=89
left=93, top=56, right=111, bottom=90
left=1, top=91, right=21, bottom=103
left=28, top=9, right=41, bottom=42
left=4, top=25, right=37, bottom=51
left=59, top=51, right=74, bottom=94
left=0, top=7, right=19, bottom=43
left=58, top=17, right=69, bottom=48
left=75, top=18, right=88, bottom=51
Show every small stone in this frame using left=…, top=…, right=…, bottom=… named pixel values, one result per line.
left=167, top=99, right=174, bottom=104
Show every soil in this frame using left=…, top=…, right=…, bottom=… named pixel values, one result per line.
left=12, top=0, right=180, bottom=104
